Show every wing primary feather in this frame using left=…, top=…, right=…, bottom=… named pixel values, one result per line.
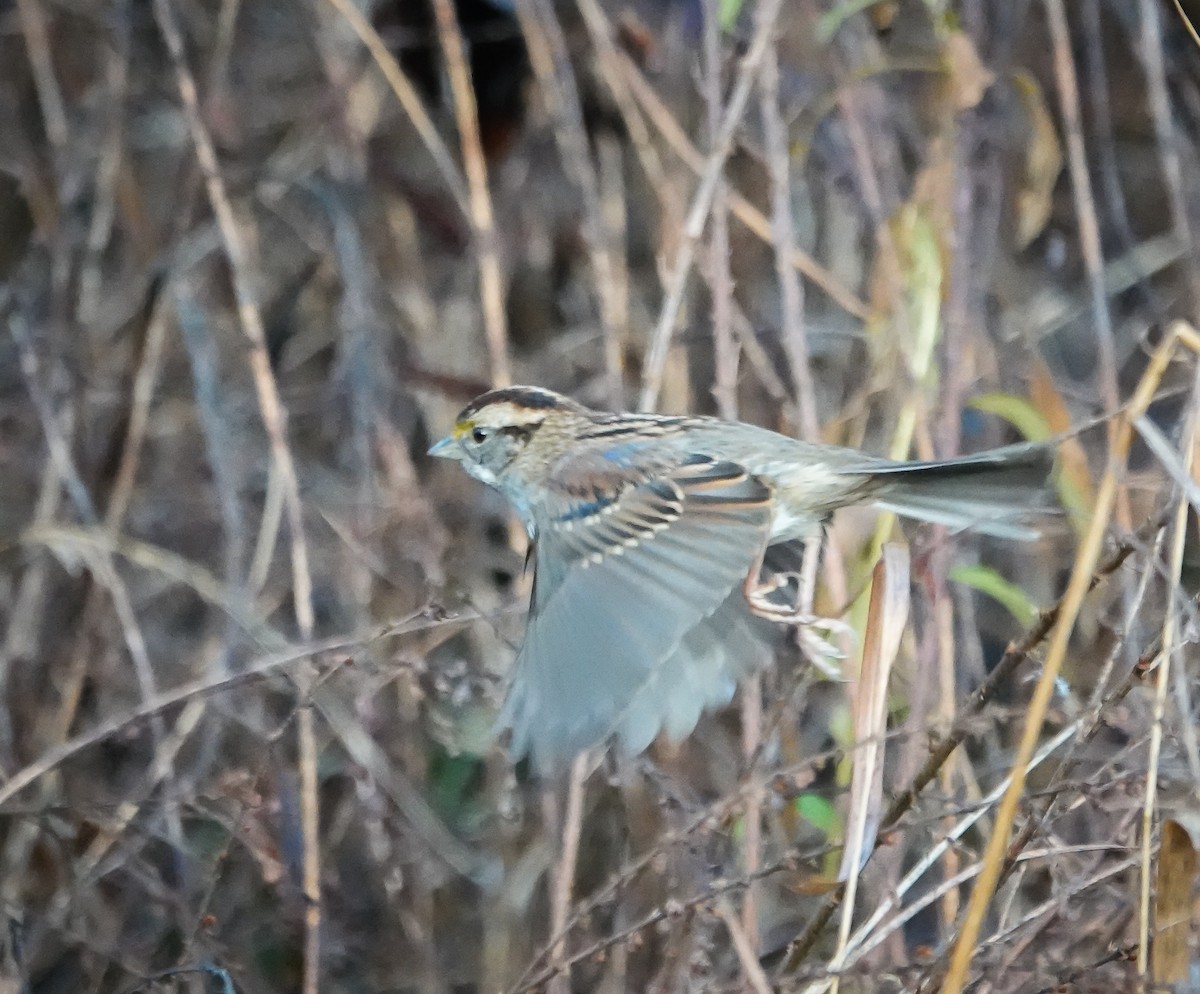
left=503, top=458, right=775, bottom=772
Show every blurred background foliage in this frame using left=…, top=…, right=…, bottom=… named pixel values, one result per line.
left=0, top=0, right=1199, bottom=991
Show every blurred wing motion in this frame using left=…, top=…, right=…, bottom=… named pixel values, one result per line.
left=500, top=457, right=773, bottom=773
left=861, top=443, right=1055, bottom=541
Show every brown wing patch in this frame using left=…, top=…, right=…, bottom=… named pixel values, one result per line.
left=546, top=458, right=769, bottom=569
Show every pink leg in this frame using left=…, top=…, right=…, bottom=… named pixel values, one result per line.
left=741, top=539, right=852, bottom=664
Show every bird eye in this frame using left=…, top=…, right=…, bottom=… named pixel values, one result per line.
left=471, top=427, right=489, bottom=444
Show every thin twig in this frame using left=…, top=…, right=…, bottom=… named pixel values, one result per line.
left=0, top=456, right=64, bottom=764
left=1140, top=0, right=1200, bottom=312
left=573, top=0, right=671, bottom=200
left=105, top=293, right=170, bottom=530
left=703, top=2, right=736, bottom=423
left=638, top=0, right=787, bottom=411
left=1081, top=0, right=1145, bottom=302
left=151, top=2, right=322, bottom=989
left=430, top=0, right=511, bottom=387
left=853, top=832, right=1125, bottom=970
left=77, top=1, right=131, bottom=328
left=321, top=0, right=470, bottom=215
left=515, top=0, right=624, bottom=404
left=7, top=314, right=166, bottom=722
left=759, top=37, right=820, bottom=441
left=996, top=524, right=1164, bottom=891
left=14, top=0, right=68, bottom=156
left=716, top=898, right=774, bottom=994
left=209, top=0, right=243, bottom=91
left=934, top=546, right=962, bottom=935
left=174, top=287, right=249, bottom=643
left=546, top=754, right=589, bottom=994
left=6, top=310, right=192, bottom=920
left=512, top=733, right=862, bottom=991
left=781, top=511, right=1152, bottom=971
left=591, top=17, right=869, bottom=321
left=514, top=843, right=838, bottom=994
left=1044, top=0, right=1127, bottom=531
left=0, top=594, right=490, bottom=809
left=38, top=699, right=207, bottom=937
left=699, top=0, right=760, bottom=951
left=940, top=322, right=1200, bottom=994
left=1136, top=366, right=1200, bottom=974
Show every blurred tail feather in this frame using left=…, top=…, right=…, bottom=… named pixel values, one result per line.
left=868, top=444, right=1054, bottom=540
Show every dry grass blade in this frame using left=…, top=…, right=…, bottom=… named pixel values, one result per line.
left=826, top=544, right=907, bottom=994
left=1152, top=819, right=1198, bottom=985
left=840, top=546, right=908, bottom=882
left=1171, top=0, right=1200, bottom=49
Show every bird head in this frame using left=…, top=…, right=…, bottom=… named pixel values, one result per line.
left=428, top=386, right=587, bottom=487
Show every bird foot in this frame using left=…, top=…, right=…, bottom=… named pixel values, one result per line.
left=743, top=569, right=806, bottom=620
left=743, top=571, right=852, bottom=673
left=796, top=620, right=852, bottom=676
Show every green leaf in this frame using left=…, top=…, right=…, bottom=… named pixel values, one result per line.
left=794, top=793, right=840, bottom=839
left=950, top=563, right=1038, bottom=627
left=429, top=747, right=487, bottom=832
left=719, top=0, right=746, bottom=31
left=969, top=392, right=1052, bottom=442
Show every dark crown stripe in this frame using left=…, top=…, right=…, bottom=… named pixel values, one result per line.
left=459, top=386, right=574, bottom=419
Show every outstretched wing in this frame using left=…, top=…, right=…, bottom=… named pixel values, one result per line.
left=499, top=457, right=773, bottom=773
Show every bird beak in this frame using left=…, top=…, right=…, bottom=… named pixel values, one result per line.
left=427, top=435, right=459, bottom=459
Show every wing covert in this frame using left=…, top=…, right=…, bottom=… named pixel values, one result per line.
left=500, top=459, right=774, bottom=771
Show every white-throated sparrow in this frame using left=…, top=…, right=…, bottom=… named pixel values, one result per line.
left=430, top=386, right=1051, bottom=772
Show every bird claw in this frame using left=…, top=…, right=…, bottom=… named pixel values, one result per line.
left=796, top=618, right=852, bottom=677
left=743, top=569, right=807, bottom=620
left=744, top=570, right=852, bottom=674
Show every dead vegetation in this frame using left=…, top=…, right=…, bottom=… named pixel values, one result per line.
left=0, top=0, right=1199, bottom=991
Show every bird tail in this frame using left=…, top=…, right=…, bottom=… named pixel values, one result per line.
left=866, top=444, right=1055, bottom=541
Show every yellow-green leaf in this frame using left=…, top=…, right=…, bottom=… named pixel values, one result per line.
left=969, top=392, right=1052, bottom=442
left=719, top=0, right=745, bottom=31
left=950, top=563, right=1038, bottom=627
